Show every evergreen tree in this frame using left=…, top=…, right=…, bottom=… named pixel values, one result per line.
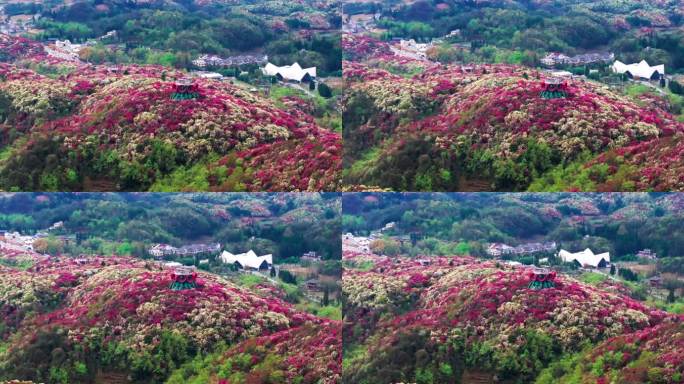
left=322, top=287, right=329, bottom=306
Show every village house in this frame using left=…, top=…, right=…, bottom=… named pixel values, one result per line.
left=192, top=71, right=223, bottom=80
left=219, top=250, right=273, bottom=270
left=301, top=251, right=321, bottom=262
left=541, top=52, right=570, bottom=67
left=149, top=244, right=176, bottom=258
left=647, top=274, right=663, bottom=288
left=559, top=248, right=610, bottom=268
left=636, top=249, right=657, bottom=260
left=305, top=279, right=322, bottom=292
left=397, top=39, right=432, bottom=59
left=487, top=243, right=514, bottom=257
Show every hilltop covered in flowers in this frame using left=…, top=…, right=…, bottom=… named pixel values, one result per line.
left=342, top=252, right=681, bottom=383
left=0, top=253, right=339, bottom=383
left=0, top=39, right=341, bottom=191
left=342, top=34, right=684, bottom=192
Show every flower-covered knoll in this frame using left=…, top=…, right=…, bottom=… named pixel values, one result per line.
left=342, top=34, right=684, bottom=192
left=0, top=36, right=341, bottom=191
left=0, top=253, right=339, bottom=383
left=342, top=252, right=680, bottom=383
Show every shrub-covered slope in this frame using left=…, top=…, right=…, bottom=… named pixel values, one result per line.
left=342, top=254, right=679, bottom=384
left=342, top=35, right=684, bottom=191
left=0, top=36, right=341, bottom=191
left=0, top=254, right=339, bottom=383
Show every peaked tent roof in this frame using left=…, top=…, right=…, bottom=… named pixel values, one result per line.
left=262, top=62, right=316, bottom=81
left=219, top=250, right=273, bottom=269
left=559, top=248, right=610, bottom=268
left=611, top=60, right=665, bottom=78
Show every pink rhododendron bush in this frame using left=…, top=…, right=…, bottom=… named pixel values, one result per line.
left=342, top=253, right=679, bottom=383
left=0, top=254, right=339, bottom=383
left=0, top=58, right=341, bottom=191
left=342, top=34, right=684, bottom=192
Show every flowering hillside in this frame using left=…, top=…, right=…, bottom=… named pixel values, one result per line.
left=537, top=319, right=684, bottom=384
left=342, top=34, right=684, bottom=192
left=167, top=321, right=341, bottom=384
left=0, top=47, right=341, bottom=191
left=0, top=253, right=339, bottom=383
left=534, top=133, right=684, bottom=192
left=342, top=253, right=679, bottom=383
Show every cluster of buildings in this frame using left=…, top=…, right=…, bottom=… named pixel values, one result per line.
left=541, top=51, right=666, bottom=82
left=636, top=249, right=657, bottom=260
left=343, top=233, right=371, bottom=254
left=0, top=230, right=40, bottom=252
left=342, top=13, right=381, bottom=34
left=541, top=52, right=615, bottom=67
left=44, top=39, right=87, bottom=62
left=391, top=39, right=433, bottom=60
left=0, top=227, right=74, bottom=253
left=148, top=243, right=221, bottom=258
left=487, top=242, right=557, bottom=257
left=192, top=54, right=268, bottom=68
left=301, top=251, right=322, bottom=262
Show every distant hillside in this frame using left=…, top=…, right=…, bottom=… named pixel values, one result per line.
left=342, top=253, right=681, bottom=383
left=343, top=0, right=684, bottom=72
left=340, top=192, right=684, bottom=259
left=0, top=36, right=341, bottom=191
left=0, top=192, right=342, bottom=262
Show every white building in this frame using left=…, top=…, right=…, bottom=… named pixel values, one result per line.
left=611, top=60, right=665, bottom=80
left=219, top=250, right=273, bottom=270
left=559, top=248, right=610, bottom=268
left=193, top=71, right=223, bottom=80
left=262, top=62, right=316, bottom=82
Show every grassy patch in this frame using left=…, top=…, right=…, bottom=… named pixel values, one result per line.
left=345, top=147, right=381, bottom=179
left=624, top=84, right=653, bottom=98
left=579, top=272, right=608, bottom=285
left=0, top=257, right=34, bottom=270
left=296, top=302, right=342, bottom=320
left=237, top=273, right=266, bottom=288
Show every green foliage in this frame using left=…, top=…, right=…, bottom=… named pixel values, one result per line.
left=318, top=82, right=333, bottom=98
left=580, top=272, right=608, bottom=286
left=279, top=269, right=297, bottom=284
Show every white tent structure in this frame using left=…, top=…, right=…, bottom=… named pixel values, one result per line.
left=611, top=60, right=665, bottom=80
left=220, top=250, right=273, bottom=270
left=262, top=62, right=316, bottom=82
left=559, top=248, right=610, bottom=268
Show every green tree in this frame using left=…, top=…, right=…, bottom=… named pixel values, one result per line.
left=318, top=82, right=332, bottom=98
